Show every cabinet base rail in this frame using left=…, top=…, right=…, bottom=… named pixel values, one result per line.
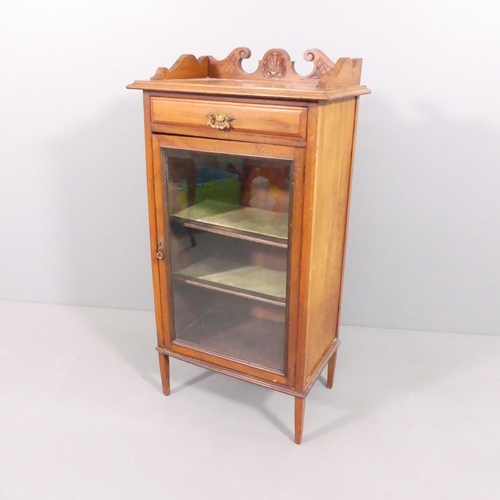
left=156, top=340, right=339, bottom=397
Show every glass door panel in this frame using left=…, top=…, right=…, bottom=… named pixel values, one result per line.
left=162, top=147, right=293, bottom=373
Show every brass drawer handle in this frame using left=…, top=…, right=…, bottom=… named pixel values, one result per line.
left=207, top=112, right=235, bottom=130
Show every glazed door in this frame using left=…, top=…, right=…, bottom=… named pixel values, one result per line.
left=152, top=135, right=304, bottom=385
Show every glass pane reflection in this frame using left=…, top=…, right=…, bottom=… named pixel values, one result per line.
left=163, top=148, right=293, bottom=372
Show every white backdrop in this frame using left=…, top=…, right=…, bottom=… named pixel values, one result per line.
left=1, top=0, right=499, bottom=335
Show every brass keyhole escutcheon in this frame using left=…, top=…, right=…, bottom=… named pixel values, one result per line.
left=156, top=239, right=164, bottom=260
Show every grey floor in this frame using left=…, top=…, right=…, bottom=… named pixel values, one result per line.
left=1, top=300, right=499, bottom=499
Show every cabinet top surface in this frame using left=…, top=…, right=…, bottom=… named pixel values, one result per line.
left=127, top=47, right=370, bottom=102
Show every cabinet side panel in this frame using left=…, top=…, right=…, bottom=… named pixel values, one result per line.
left=303, top=98, right=358, bottom=380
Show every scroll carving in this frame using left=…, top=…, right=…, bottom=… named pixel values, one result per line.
left=149, top=48, right=362, bottom=89
left=205, top=48, right=338, bottom=82
left=203, top=47, right=252, bottom=79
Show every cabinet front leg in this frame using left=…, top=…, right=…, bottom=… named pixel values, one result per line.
left=158, top=353, right=171, bottom=396
left=326, top=351, right=338, bottom=389
left=294, top=397, right=305, bottom=445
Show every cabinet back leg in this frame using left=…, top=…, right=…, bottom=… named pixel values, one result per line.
left=326, top=351, right=338, bottom=389
left=158, top=353, right=171, bottom=396
left=294, top=397, right=305, bottom=444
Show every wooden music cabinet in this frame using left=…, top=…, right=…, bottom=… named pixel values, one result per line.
left=128, top=48, right=369, bottom=444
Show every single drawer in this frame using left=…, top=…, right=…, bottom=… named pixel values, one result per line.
left=150, top=97, right=307, bottom=140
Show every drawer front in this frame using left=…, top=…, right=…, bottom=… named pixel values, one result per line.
left=150, top=97, right=307, bottom=140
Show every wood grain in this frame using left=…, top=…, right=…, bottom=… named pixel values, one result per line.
left=294, top=397, right=305, bottom=444
left=301, top=339, right=340, bottom=396
left=137, top=48, right=363, bottom=88
left=300, top=98, right=358, bottom=386
left=151, top=54, right=209, bottom=80
left=161, top=343, right=288, bottom=385
left=318, top=58, right=363, bottom=88
left=326, top=351, right=337, bottom=389
left=151, top=134, right=175, bottom=349
left=153, top=133, right=300, bottom=161
left=141, top=94, right=166, bottom=347
left=129, top=50, right=368, bottom=442
left=158, top=353, right=170, bottom=395
left=284, top=147, right=306, bottom=388
left=156, top=346, right=307, bottom=396
left=150, top=122, right=307, bottom=149
left=205, top=47, right=337, bottom=82
left=150, top=97, right=308, bottom=140
left=148, top=94, right=310, bottom=147
left=128, top=78, right=370, bottom=102
left=128, top=48, right=370, bottom=101
left=151, top=134, right=305, bottom=388
left=294, top=103, right=319, bottom=390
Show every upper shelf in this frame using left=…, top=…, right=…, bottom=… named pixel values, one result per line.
left=172, top=200, right=289, bottom=248
left=127, top=47, right=370, bottom=101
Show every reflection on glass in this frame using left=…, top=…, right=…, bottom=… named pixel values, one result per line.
left=162, top=148, right=293, bottom=373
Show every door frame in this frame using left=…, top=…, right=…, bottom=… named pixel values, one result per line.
left=151, top=134, right=305, bottom=387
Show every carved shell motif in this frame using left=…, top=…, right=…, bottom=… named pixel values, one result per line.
left=262, top=52, right=286, bottom=79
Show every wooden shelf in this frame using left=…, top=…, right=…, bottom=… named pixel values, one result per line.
left=172, top=200, right=289, bottom=247
left=174, top=256, right=286, bottom=306
left=175, top=307, right=285, bottom=373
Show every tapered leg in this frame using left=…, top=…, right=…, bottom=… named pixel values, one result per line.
left=326, top=351, right=338, bottom=389
left=158, top=353, right=171, bottom=396
left=294, top=397, right=305, bottom=445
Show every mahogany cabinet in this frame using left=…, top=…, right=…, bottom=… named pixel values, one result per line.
left=128, top=48, right=369, bottom=444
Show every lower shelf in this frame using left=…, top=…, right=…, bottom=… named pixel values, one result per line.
left=173, top=257, right=287, bottom=306
left=175, top=307, right=286, bottom=373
